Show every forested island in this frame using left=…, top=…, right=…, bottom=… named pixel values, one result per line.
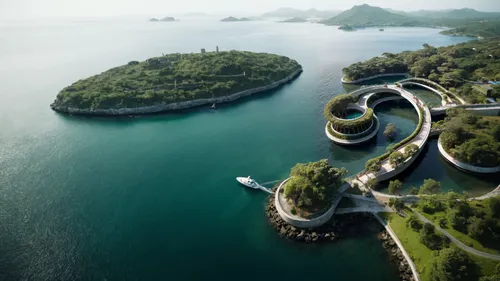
left=319, top=4, right=500, bottom=38
left=149, top=17, right=176, bottom=22
left=342, top=39, right=500, bottom=103
left=51, top=51, right=302, bottom=115
left=436, top=109, right=500, bottom=168
left=220, top=17, right=251, bottom=22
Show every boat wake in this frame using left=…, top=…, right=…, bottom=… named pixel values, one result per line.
left=257, top=185, right=274, bottom=194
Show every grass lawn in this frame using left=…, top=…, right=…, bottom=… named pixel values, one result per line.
left=386, top=213, right=435, bottom=281
left=386, top=212, right=500, bottom=281
left=416, top=206, right=500, bottom=255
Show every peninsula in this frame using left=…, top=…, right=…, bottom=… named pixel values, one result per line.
left=50, top=51, right=302, bottom=116
left=319, top=4, right=500, bottom=37
left=341, top=39, right=500, bottom=103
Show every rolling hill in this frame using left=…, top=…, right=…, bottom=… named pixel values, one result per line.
left=320, top=4, right=420, bottom=27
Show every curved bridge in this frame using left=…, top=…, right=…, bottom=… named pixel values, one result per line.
left=326, top=85, right=431, bottom=149
left=398, top=77, right=467, bottom=105
left=399, top=81, right=451, bottom=106
left=431, top=103, right=500, bottom=116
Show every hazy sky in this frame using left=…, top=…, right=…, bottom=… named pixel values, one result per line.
left=0, top=0, right=498, bottom=19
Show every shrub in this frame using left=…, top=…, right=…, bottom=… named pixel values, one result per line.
left=409, top=186, right=419, bottom=195
left=429, top=248, right=478, bottom=281
left=389, top=151, right=405, bottom=168
left=406, top=215, right=423, bottom=231
left=365, top=158, right=382, bottom=173
left=384, top=123, right=398, bottom=140
left=448, top=208, right=468, bottom=231
left=418, top=179, right=441, bottom=195
left=439, top=217, right=448, bottom=228
left=404, top=144, right=419, bottom=159
left=366, top=178, right=378, bottom=189
left=420, top=197, right=445, bottom=214
left=388, top=180, right=403, bottom=195
left=489, top=197, right=500, bottom=218
left=419, top=222, right=448, bottom=250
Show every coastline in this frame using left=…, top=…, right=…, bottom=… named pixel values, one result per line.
left=51, top=68, right=303, bottom=116
left=341, top=73, right=408, bottom=84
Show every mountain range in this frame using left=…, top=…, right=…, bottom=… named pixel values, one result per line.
left=319, top=4, right=500, bottom=27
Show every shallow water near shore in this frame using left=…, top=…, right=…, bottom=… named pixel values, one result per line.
left=0, top=19, right=492, bottom=280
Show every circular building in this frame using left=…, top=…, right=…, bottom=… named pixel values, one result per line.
left=324, top=94, right=379, bottom=145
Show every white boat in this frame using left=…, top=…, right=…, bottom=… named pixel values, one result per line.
left=236, top=176, right=259, bottom=189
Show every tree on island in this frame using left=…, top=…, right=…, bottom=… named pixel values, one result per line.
left=389, top=151, right=405, bottom=168
left=419, top=179, right=441, bottom=195
left=365, top=158, right=382, bottom=173
left=384, top=123, right=398, bottom=141
left=429, top=248, right=478, bottom=281
left=409, top=186, right=419, bottom=195
left=489, top=197, right=500, bottom=218
left=388, top=179, right=403, bottom=195
left=284, top=159, right=347, bottom=212
left=404, top=144, right=419, bottom=159
left=366, top=178, right=378, bottom=190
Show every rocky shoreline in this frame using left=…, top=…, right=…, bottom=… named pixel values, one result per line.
left=266, top=193, right=382, bottom=243
left=266, top=193, right=414, bottom=280
left=378, top=231, right=415, bottom=281
left=50, top=68, right=302, bottom=116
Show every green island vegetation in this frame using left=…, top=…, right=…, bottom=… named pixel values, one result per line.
left=320, top=4, right=500, bottom=39
left=384, top=123, right=398, bottom=140
left=342, top=39, right=500, bottom=103
left=51, top=51, right=301, bottom=111
left=324, top=94, right=377, bottom=140
left=385, top=192, right=500, bottom=281
left=338, top=25, right=356, bottom=31
left=441, top=20, right=500, bottom=38
left=220, top=16, right=251, bottom=22
left=388, top=179, right=403, bottom=195
left=437, top=109, right=500, bottom=167
left=415, top=192, right=500, bottom=255
left=279, top=17, right=308, bottom=23
left=282, top=159, right=347, bottom=216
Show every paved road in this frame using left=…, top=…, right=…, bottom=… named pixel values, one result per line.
left=412, top=210, right=500, bottom=261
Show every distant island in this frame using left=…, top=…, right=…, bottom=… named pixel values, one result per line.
left=279, top=17, right=308, bottom=23
left=320, top=4, right=421, bottom=28
left=220, top=17, right=251, bottom=22
left=338, top=25, right=355, bottom=31
left=319, top=4, right=500, bottom=37
left=50, top=51, right=302, bottom=116
left=150, top=17, right=176, bottom=22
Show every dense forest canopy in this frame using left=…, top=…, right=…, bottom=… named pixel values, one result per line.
left=284, top=159, right=347, bottom=213
left=343, top=39, right=500, bottom=103
left=53, top=51, right=301, bottom=110
left=438, top=109, right=500, bottom=167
